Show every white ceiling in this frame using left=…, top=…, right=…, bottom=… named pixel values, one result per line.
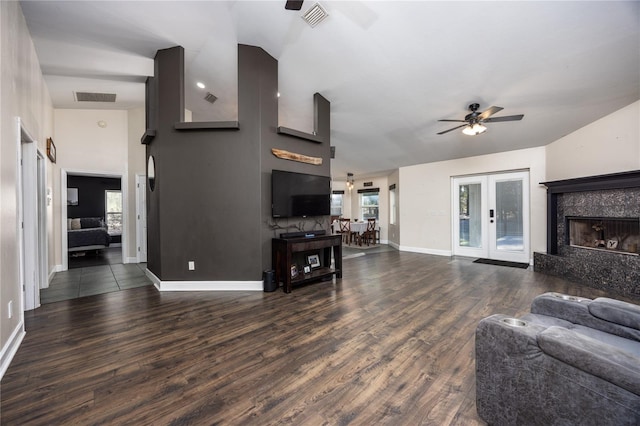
left=20, top=1, right=640, bottom=180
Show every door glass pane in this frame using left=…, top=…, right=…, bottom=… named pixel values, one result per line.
left=495, top=180, right=523, bottom=251
left=459, top=184, right=482, bottom=248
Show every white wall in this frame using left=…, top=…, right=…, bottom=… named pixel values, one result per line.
left=546, top=100, right=640, bottom=181
left=1, top=1, right=53, bottom=376
left=399, top=147, right=547, bottom=257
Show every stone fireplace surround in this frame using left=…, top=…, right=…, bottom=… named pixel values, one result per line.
left=534, top=170, right=640, bottom=298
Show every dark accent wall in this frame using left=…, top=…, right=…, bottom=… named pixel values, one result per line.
left=67, top=175, right=120, bottom=219
left=145, top=45, right=331, bottom=282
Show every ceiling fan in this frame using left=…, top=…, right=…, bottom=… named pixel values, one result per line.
left=285, top=0, right=304, bottom=10
left=437, top=103, right=524, bottom=135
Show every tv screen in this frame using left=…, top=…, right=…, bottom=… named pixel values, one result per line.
left=272, top=170, right=331, bottom=218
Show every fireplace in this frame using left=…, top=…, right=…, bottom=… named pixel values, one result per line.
left=534, top=171, right=640, bottom=298
left=567, top=216, right=639, bottom=254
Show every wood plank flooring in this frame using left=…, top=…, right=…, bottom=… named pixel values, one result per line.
left=2, top=250, right=633, bottom=425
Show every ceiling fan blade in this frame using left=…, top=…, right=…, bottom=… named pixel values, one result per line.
left=437, top=124, right=468, bottom=135
left=285, top=0, right=304, bottom=10
left=478, top=106, right=504, bottom=120
left=483, top=114, right=524, bottom=123
left=438, top=119, right=467, bottom=123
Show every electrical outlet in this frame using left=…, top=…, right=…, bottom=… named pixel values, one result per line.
left=188, top=261, right=195, bottom=271
left=8, top=300, right=13, bottom=319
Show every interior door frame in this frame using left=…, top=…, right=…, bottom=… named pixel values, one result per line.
left=17, top=118, right=45, bottom=311
left=61, top=168, right=126, bottom=271
left=135, top=173, right=147, bottom=263
left=452, top=170, right=530, bottom=263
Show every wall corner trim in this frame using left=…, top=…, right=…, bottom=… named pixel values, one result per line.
left=0, top=322, right=26, bottom=381
left=145, top=269, right=262, bottom=291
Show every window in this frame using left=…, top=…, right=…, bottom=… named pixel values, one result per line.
left=389, top=185, right=397, bottom=225
left=360, top=191, right=379, bottom=220
left=331, top=192, right=344, bottom=216
left=105, top=190, right=122, bottom=234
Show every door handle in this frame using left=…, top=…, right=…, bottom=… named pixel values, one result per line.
left=489, top=209, right=494, bottom=223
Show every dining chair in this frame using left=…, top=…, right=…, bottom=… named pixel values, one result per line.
left=339, top=218, right=352, bottom=244
left=363, top=218, right=377, bottom=245
left=330, top=215, right=340, bottom=234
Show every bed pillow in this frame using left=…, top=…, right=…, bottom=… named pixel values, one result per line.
left=70, top=218, right=81, bottom=230
left=68, top=218, right=72, bottom=228
left=81, top=217, right=103, bottom=229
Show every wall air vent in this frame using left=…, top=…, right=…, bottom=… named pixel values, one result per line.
left=302, top=3, right=329, bottom=28
left=204, top=92, right=218, bottom=104
left=74, top=92, right=117, bottom=102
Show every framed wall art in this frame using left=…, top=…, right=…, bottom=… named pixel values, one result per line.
left=46, top=138, right=56, bottom=163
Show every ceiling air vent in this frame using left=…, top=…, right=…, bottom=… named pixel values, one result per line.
left=302, top=3, right=328, bottom=28
left=74, top=92, right=117, bottom=103
left=204, top=92, right=218, bottom=104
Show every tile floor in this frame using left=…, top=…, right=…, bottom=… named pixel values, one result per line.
left=41, top=249, right=152, bottom=304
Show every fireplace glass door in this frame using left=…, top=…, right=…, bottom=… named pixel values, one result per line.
left=453, top=171, right=530, bottom=263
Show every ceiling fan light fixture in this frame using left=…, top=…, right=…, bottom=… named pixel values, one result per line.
left=462, top=123, right=487, bottom=136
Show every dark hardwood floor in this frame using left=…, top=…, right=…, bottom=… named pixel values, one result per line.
left=2, top=250, right=632, bottom=425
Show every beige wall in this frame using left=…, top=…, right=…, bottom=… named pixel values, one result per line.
left=399, top=147, right=547, bottom=257
left=1, top=1, right=53, bottom=373
left=546, top=100, right=640, bottom=181
left=52, top=108, right=145, bottom=266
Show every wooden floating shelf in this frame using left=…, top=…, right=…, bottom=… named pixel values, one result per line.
left=277, top=126, right=322, bottom=143
left=140, top=129, right=156, bottom=145
left=174, top=121, right=240, bottom=130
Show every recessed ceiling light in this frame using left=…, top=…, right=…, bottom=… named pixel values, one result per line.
left=277, top=92, right=281, bottom=98
left=196, top=82, right=205, bottom=89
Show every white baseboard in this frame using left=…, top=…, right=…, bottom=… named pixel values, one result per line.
left=145, top=269, right=263, bottom=292
left=0, top=322, right=25, bottom=381
left=399, top=245, right=452, bottom=257
left=123, top=257, right=138, bottom=264
left=388, top=241, right=400, bottom=250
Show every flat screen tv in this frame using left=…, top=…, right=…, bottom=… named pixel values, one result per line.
left=272, top=170, right=331, bottom=218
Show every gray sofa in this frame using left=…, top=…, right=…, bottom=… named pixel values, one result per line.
left=476, top=292, right=640, bottom=425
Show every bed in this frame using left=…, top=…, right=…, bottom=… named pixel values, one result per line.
left=68, top=217, right=111, bottom=252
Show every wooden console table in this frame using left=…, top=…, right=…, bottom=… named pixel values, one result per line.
left=272, top=234, right=342, bottom=293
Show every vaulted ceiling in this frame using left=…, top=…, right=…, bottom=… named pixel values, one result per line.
left=20, top=1, right=640, bottom=179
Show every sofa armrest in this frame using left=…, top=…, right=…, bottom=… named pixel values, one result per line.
left=538, top=326, right=640, bottom=396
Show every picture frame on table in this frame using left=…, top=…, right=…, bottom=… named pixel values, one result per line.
left=303, top=265, right=311, bottom=274
left=307, top=254, right=321, bottom=269
left=290, top=264, right=298, bottom=278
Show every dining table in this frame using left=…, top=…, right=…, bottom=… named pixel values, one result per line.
left=332, top=220, right=380, bottom=245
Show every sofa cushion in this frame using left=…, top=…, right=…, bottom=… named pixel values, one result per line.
left=590, top=298, right=640, bottom=331
left=80, top=217, right=103, bottom=229
left=538, top=326, right=640, bottom=396
left=70, top=218, right=81, bottom=230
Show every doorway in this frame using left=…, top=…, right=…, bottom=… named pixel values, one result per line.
left=18, top=121, right=47, bottom=311
left=452, top=171, right=530, bottom=264
left=61, top=169, right=126, bottom=271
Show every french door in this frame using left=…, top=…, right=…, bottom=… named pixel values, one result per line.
left=452, top=171, right=530, bottom=263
